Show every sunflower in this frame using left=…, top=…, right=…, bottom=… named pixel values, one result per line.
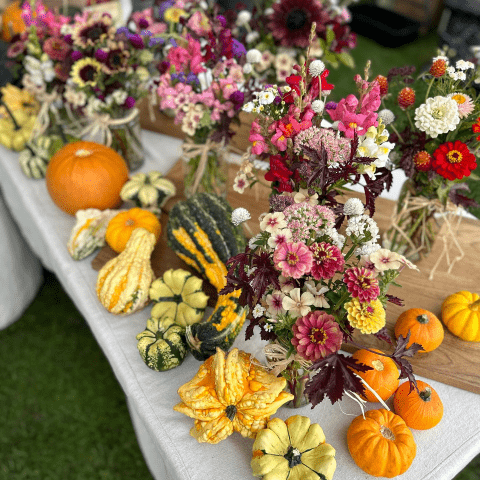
left=267, top=0, right=331, bottom=48
left=71, top=13, right=114, bottom=48
left=97, top=41, right=130, bottom=74
left=70, top=58, right=103, bottom=88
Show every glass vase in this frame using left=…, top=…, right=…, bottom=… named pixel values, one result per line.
left=383, top=180, right=441, bottom=261
left=283, top=363, right=310, bottom=409
left=181, top=135, right=228, bottom=198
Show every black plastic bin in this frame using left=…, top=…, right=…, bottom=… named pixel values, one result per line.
left=349, top=5, right=421, bottom=48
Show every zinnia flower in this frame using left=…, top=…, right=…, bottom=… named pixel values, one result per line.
left=345, top=298, right=386, bottom=334
left=274, top=242, right=313, bottom=278
left=414, top=96, right=460, bottom=138
left=432, top=140, right=477, bottom=181
left=43, top=36, right=70, bottom=61
left=291, top=311, right=343, bottom=361
left=343, top=267, right=380, bottom=302
left=309, top=242, right=345, bottom=280
left=472, top=116, right=480, bottom=141
left=282, top=288, right=314, bottom=317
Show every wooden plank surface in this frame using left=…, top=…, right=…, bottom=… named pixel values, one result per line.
left=92, top=159, right=480, bottom=394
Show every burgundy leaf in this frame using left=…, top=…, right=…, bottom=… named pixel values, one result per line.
left=449, top=183, right=479, bottom=209
left=386, top=294, right=405, bottom=307
left=373, top=326, right=393, bottom=345
left=389, top=332, right=423, bottom=393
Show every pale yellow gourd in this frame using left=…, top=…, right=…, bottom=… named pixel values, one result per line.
left=96, top=228, right=156, bottom=315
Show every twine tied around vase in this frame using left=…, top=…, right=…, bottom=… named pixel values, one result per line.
left=76, top=108, right=139, bottom=147
left=31, top=88, right=61, bottom=138
left=385, top=190, right=465, bottom=280
left=263, top=342, right=311, bottom=377
left=181, top=136, right=225, bottom=196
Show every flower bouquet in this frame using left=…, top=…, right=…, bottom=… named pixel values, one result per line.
left=380, top=56, right=480, bottom=269
left=222, top=30, right=420, bottom=408
left=228, top=0, right=357, bottom=85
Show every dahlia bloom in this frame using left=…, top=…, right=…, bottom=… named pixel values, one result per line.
left=345, top=298, right=386, bottom=334
left=309, top=242, right=345, bottom=280
left=292, top=311, right=343, bottom=361
left=414, top=96, right=460, bottom=138
left=432, top=140, right=477, bottom=181
left=343, top=267, right=380, bottom=302
left=273, top=241, right=313, bottom=278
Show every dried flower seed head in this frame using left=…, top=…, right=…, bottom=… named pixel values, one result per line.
left=397, top=87, right=415, bottom=110
left=429, top=59, right=446, bottom=78
left=413, top=151, right=432, bottom=171
left=374, top=75, right=388, bottom=96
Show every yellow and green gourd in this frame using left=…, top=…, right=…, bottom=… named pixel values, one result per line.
left=96, top=228, right=156, bottom=315
left=18, top=134, right=64, bottom=179
left=149, top=268, right=209, bottom=327
left=166, top=193, right=247, bottom=360
left=136, top=312, right=188, bottom=371
left=120, top=171, right=176, bottom=213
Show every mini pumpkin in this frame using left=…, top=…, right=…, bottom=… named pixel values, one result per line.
left=394, top=308, right=444, bottom=352
left=45, top=141, right=129, bottom=215
left=136, top=312, right=188, bottom=371
left=394, top=380, right=443, bottom=430
left=351, top=349, right=399, bottom=402
left=174, top=348, right=294, bottom=444
left=347, top=408, right=416, bottom=478
left=252, top=415, right=336, bottom=480
left=96, top=228, right=156, bottom=315
left=105, top=208, right=161, bottom=253
left=149, top=269, right=209, bottom=327
left=120, top=171, right=176, bottom=213
left=442, top=291, right=480, bottom=342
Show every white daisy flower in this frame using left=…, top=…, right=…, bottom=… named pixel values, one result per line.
left=252, top=304, right=265, bottom=318
left=258, top=91, right=275, bottom=105
left=242, top=101, right=255, bottom=112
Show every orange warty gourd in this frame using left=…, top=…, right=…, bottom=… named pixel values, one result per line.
left=1, top=0, right=26, bottom=42
left=394, top=308, right=444, bottom=352
left=105, top=208, right=161, bottom=253
left=351, top=349, right=399, bottom=402
left=393, top=380, right=443, bottom=430
left=347, top=408, right=416, bottom=478
left=442, top=291, right=480, bottom=342
left=45, top=141, right=129, bottom=216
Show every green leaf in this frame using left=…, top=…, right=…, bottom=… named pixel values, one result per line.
left=326, top=26, right=335, bottom=46
left=336, top=52, right=355, bottom=69
left=323, top=51, right=338, bottom=68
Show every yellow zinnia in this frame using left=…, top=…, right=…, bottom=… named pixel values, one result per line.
left=70, top=58, right=103, bottom=88
left=164, top=7, right=186, bottom=23
left=345, top=298, right=386, bottom=334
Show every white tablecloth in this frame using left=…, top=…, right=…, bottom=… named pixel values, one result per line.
left=0, top=131, right=479, bottom=480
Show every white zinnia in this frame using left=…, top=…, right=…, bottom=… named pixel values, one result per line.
left=311, top=99, right=325, bottom=113
left=246, top=49, right=262, bottom=64
left=414, top=96, right=460, bottom=138
left=343, top=197, right=364, bottom=216
left=231, top=207, right=251, bottom=226
left=378, top=109, right=395, bottom=125
left=309, top=59, right=325, bottom=77
left=236, top=10, right=252, bottom=26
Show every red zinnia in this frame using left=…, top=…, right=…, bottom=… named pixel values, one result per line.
left=309, top=242, right=345, bottom=280
left=413, top=151, right=432, bottom=172
left=472, top=117, right=480, bottom=141
left=432, top=140, right=477, bottom=181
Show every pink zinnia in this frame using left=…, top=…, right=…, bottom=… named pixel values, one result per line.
left=43, top=37, right=70, bottom=61
left=273, top=241, right=313, bottom=279
left=343, top=267, right=380, bottom=302
left=292, top=311, right=343, bottom=361
left=309, top=242, right=345, bottom=280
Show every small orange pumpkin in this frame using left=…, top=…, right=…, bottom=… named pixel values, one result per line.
left=347, top=408, right=416, bottom=478
left=351, top=349, right=399, bottom=402
left=105, top=208, right=161, bottom=253
left=45, top=141, right=129, bottom=216
left=394, top=308, right=444, bottom=353
left=1, top=0, right=26, bottom=42
left=393, top=380, right=443, bottom=430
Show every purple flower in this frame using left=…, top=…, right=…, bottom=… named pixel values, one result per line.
left=139, top=18, right=149, bottom=29
left=325, top=101, right=338, bottom=110
left=116, top=27, right=130, bottom=35
left=274, top=96, right=282, bottom=105
left=230, top=90, right=245, bottom=110
left=128, top=34, right=144, bottom=49
left=94, top=49, right=109, bottom=61
left=231, top=39, right=246, bottom=58
left=216, top=15, right=227, bottom=27
left=71, top=50, right=83, bottom=61
left=186, top=72, right=199, bottom=84
left=64, top=34, right=73, bottom=45
left=124, top=96, right=136, bottom=109
left=157, top=0, right=174, bottom=20
left=169, top=38, right=177, bottom=47
left=149, top=36, right=164, bottom=47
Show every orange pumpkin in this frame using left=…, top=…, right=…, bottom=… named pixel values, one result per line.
left=45, top=141, right=129, bottom=216
left=347, top=408, right=416, bottom=478
left=105, top=208, right=161, bottom=253
left=393, top=380, right=443, bottom=430
left=394, top=308, right=444, bottom=353
left=1, top=0, right=26, bottom=42
left=351, top=349, right=399, bottom=402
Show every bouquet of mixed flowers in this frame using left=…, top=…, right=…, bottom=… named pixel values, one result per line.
left=222, top=29, right=420, bottom=408
left=227, top=0, right=357, bottom=85
left=379, top=54, right=480, bottom=264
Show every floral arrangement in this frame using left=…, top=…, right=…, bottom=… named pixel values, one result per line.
left=379, top=55, right=480, bottom=261
left=227, top=0, right=357, bottom=85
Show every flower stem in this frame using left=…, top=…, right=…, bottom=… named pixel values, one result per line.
left=0, top=100, right=21, bottom=130
left=425, top=77, right=435, bottom=102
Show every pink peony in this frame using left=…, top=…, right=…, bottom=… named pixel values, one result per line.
left=273, top=241, right=313, bottom=279
left=292, top=311, right=343, bottom=361
left=309, top=242, right=345, bottom=280
left=343, top=267, right=380, bottom=302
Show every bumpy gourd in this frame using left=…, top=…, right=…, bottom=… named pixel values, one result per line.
left=67, top=208, right=118, bottom=260
left=18, top=134, right=64, bottom=179
left=120, top=171, right=176, bottom=213
left=167, top=193, right=246, bottom=291
left=186, top=289, right=246, bottom=360
left=96, top=228, right=156, bottom=315
left=347, top=408, right=416, bottom=478
left=136, top=312, right=188, bottom=371
left=174, top=348, right=294, bottom=444
left=149, top=268, right=209, bottom=327
left=252, top=416, right=336, bottom=480
left=442, top=291, right=480, bottom=342
left=0, top=109, right=37, bottom=151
